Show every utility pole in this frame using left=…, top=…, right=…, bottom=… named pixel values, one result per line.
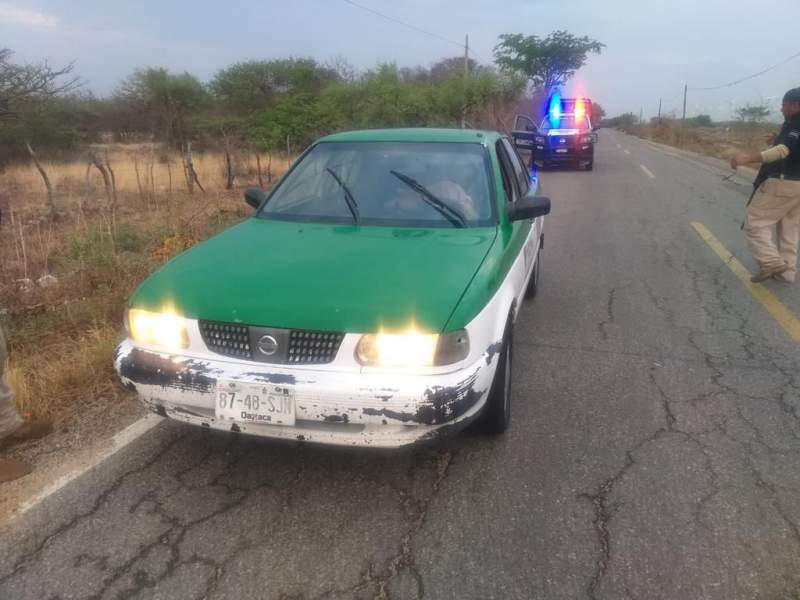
left=681, top=83, right=688, bottom=147
left=681, top=84, right=688, bottom=122
left=657, top=98, right=662, bottom=122
left=461, top=34, right=469, bottom=129
left=639, top=107, right=643, bottom=125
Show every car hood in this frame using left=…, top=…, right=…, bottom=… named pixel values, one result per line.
left=131, top=218, right=497, bottom=333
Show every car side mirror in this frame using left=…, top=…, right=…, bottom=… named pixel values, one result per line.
left=592, top=126, right=599, bottom=132
left=244, top=187, right=267, bottom=209
left=509, top=195, right=550, bottom=221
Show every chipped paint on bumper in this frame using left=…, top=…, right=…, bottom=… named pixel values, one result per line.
left=113, top=339, right=496, bottom=448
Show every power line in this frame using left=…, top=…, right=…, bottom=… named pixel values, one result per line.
left=340, top=0, right=487, bottom=62
left=689, top=49, right=800, bottom=91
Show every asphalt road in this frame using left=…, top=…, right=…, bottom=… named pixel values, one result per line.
left=2, top=130, right=800, bottom=600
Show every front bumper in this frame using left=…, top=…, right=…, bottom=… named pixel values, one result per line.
left=533, top=147, right=593, bottom=166
left=113, top=339, right=497, bottom=448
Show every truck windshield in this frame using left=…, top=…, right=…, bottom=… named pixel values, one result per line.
left=539, top=115, right=591, bottom=131
left=259, top=141, right=495, bottom=228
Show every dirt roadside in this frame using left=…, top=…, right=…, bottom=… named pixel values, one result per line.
left=0, top=387, right=146, bottom=525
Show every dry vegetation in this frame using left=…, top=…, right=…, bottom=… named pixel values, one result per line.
left=621, top=118, right=778, bottom=161
left=0, top=145, right=292, bottom=425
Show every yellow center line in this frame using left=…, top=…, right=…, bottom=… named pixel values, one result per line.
left=690, top=221, right=800, bottom=342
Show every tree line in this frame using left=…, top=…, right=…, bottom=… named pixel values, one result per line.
left=0, top=31, right=606, bottom=163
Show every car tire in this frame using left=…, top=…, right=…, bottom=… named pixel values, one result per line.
left=524, top=250, right=540, bottom=299
left=476, top=326, right=513, bottom=434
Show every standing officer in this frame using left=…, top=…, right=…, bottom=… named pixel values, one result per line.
left=731, top=87, right=800, bottom=283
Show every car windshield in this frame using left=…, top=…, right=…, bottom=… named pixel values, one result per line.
left=539, top=115, right=591, bottom=131
left=259, top=141, right=494, bottom=228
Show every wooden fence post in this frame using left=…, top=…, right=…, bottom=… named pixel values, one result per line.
left=25, top=141, right=55, bottom=220
left=255, top=152, right=264, bottom=188
left=89, top=151, right=117, bottom=241
left=183, top=142, right=194, bottom=194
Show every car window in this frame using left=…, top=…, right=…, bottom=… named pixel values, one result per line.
left=501, top=138, right=530, bottom=195
left=260, top=141, right=495, bottom=228
left=495, top=141, right=520, bottom=204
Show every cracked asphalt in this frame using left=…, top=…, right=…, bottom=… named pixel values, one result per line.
left=2, top=130, right=800, bottom=599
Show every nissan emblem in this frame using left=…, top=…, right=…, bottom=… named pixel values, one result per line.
left=257, top=334, right=279, bottom=356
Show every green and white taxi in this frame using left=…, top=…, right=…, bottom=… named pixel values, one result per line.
left=114, top=128, right=550, bottom=447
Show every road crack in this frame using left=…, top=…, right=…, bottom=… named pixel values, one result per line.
left=371, top=448, right=454, bottom=600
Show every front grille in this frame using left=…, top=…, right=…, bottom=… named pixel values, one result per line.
left=199, top=321, right=252, bottom=359
left=198, top=320, right=344, bottom=365
left=288, top=330, right=345, bottom=364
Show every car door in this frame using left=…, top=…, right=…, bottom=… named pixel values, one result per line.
left=511, top=115, right=537, bottom=150
left=501, top=138, right=541, bottom=295
left=496, top=139, right=534, bottom=302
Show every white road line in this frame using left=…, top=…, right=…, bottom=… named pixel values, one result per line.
left=640, top=164, right=656, bottom=179
left=623, top=149, right=631, bottom=155
left=16, top=414, right=163, bottom=517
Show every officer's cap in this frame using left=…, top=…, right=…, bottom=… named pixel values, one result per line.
left=783, top=87, right=800, bottom=104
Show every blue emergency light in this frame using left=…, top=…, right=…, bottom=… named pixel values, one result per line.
left=548, top=93, right=562, bottom=124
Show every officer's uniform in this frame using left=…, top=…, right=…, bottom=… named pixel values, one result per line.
left=745, top=111, right=800, bottom=283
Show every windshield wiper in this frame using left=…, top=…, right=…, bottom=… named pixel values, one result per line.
left=325, top=167, right=359, bottom=223
left=389, top=170, right=466, bottom=228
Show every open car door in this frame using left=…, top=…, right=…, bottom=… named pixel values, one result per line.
left=511, top=115, right=538, bottom=151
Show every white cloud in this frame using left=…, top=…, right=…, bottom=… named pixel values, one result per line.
left=0, top=3, right=58, bottom=28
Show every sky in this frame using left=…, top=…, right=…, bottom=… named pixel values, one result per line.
left=1, top=0, right=798, bottom=121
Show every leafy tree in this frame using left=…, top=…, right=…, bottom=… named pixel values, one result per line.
left=117, top=68, right=208, bottom=144
left=248, top=93, right=319, bottom=152
left=246, top=62, right=525, bottom=151
left=688, top=114, right=713, bottom=127
left=210, top=58, right=337, bottom=112
left=591, top=102, right=606, bottom=126
left=429, top=56, right=479, bottom=82
left=603, top=113, right=637, bottom=128
left=494, top=31, right=604, bottom=91
left=735, top=104, right=770, bottom=124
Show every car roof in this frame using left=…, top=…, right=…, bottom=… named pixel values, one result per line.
left=318, top=128, right=503, bottom=144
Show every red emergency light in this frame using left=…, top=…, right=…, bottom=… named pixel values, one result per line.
left=574, top=99, right=587, bottom=120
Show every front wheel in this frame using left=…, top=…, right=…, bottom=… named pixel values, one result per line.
left=476, top=328, right=512, bottom=434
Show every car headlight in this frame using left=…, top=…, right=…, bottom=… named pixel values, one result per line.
left=126, top=308, right=189, bottom=351
left=581, top=135, right=594, bottom=144
left=356, top=328, right=469, bottom=367
left=535, top=136, right=546, bottom=144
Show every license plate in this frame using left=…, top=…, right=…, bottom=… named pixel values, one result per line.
left=555, top=148, right=568, bottom=154
left=215, top=380, right=295, bottom=426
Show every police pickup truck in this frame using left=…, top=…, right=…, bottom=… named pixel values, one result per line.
left=512, top=97, right=598, bottom=171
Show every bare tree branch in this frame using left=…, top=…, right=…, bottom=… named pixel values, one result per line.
left=0, top=48, right=81, bottom=121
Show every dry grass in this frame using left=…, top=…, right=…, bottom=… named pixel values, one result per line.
left=2, top=144, right=291, bottom=200
left=621, top=119, right=778, bottom=162
left=0, top=143, right=292, bottom=425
